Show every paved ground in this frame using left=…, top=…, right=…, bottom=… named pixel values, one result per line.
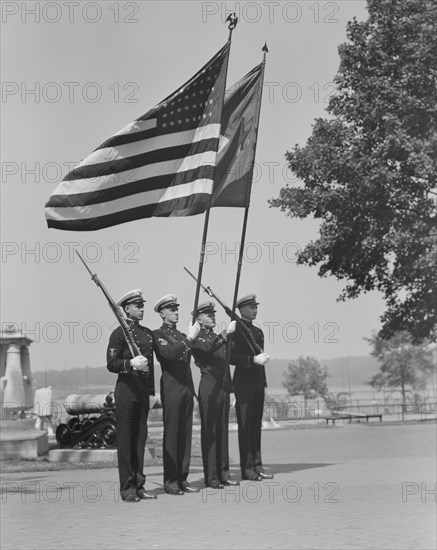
left=1, top=422, right=436, bottom=550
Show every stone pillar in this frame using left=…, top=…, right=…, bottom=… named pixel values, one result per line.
left=0, top=344, right=6, bottom=378
left=20, top=345, right=34, bottom=409
left=2, top=344, right=26, bottom=414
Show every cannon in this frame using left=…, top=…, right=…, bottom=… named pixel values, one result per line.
left=56, top=393, right=117, bottom=449
left=56, top=392, right=162, bottom=449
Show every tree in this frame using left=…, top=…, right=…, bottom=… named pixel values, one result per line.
left=283, top=356, right=328, bottom=416
left=270, top=0, right=437, bottom=342
left=366, top=331, right=436, bottom=418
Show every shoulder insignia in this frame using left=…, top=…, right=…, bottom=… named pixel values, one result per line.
left=158, top=338, right=168, bottom=346
left=108, top=348, right=117, bottom=358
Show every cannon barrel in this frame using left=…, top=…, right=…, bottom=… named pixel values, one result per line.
left=56, top=392, right=162, bottom=449
left=64, top=393, right=114, bottom=415
left=64, top=393, right=161, bottom=415
left=57, top=392, right=116, bottom=449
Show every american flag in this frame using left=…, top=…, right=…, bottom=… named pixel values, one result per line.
left=45, top=42, right=230, bottom=231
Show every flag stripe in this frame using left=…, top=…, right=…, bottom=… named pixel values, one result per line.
left=96, top=119, right=159, bottom=148
left=66, top=137, right=217, bottom=181
left=81, top=124, right=220, bottom=167
left=96, top=126, right=158, bottom=150
left=114, top=118, right=158, bottom=136
left=46, top=165, right=215, bottom=207
left=46, top=151, right=218, bottom=197
left=46, top=193, right=212, bottom=231
left=45, top=179, right=213, bottom=221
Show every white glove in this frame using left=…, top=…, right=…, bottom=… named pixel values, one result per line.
left=253, top=352, right=270, bottom=366
left=226, top=321, right=236, bottom=334
left=187, top=321, right=201, bottom=341
left=131, top=355, right=149, bottom=371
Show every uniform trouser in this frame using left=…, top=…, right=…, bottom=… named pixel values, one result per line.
left=198, top=373, right=230, bottom=485
left=114, top=391, right=150, bottom=500
left=233, top=371, right=265, bottom=478
left=161, top=377, right=194, bottom=491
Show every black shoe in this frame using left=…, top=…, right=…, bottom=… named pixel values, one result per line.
left=137, top=490, right=157, bottom=500
left=124, top=494, right=141, bottom=502
left=222, top=480, right=240, bottom=486
left=257, top=472, right=274, bottom=479
left=182, top=485, right=200, bottom=493
left=242, top=474, right=262, bottom=481
left=207, top=481, right=224, bottom=489
left=165, top=488, right=184, bottom=496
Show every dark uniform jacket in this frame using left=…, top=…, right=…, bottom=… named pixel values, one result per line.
left=230, top=319, right=267, bottom=387
left=106, top=322, right=155, bottom=396
left=153, top=323, right=194, bottom=388
left=192, top=328, right=227, bottom=378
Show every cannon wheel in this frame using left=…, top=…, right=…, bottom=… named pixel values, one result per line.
left=87, top=420, right=103, bottom=449
left=56, top=424, right=72, bottom=448
left=89, top=436, right=103, bottom=449
left=81, top=419, right=102, bottom=449
left=102, top=423, right=116, bottom=448
left=67, top=417, right=81, bottom=432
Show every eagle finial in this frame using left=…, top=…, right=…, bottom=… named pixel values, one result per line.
left=226, top=13, right=238, bottom=30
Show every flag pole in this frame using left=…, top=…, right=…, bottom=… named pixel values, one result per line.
left=191, top=15, right=238, bottom=324
left=230, top=44, right=268, bottom=317
left=223, top=45, right=267, bottom=387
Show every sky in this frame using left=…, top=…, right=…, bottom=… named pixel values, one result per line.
left=0, top=0, right=386, bottom=373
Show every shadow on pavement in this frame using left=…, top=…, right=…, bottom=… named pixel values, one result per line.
left=145, top=463, right=335, bottom=494
left=253, top=463, right=335, bottom=475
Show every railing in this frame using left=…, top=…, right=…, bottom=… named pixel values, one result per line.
left=259, top=400, right=437, bottom=423
left=22, top=398, right=437, bottom=431
left=400, top=402, right=437, bottom=422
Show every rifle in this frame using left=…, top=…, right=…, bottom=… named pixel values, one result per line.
left=76, top=250, right=141, bottom=359
left=183, top=266, right=263, bottom=355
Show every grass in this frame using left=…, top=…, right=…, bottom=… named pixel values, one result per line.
left=0, top=459, right=119, bottom=473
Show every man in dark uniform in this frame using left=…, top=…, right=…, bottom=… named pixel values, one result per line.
left=106, top=289, right=157, bottom=503
left=230, top=294, right=273, bottom=481
left=191, top=301, right=240, bottom=489
left=153, top=294, right=200, bottom=495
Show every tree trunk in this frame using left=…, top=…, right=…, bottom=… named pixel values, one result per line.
left=400, top=362, right=407, bottom=422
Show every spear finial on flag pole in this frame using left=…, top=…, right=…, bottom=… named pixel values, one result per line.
left=262, top=43, right=269, bottom=66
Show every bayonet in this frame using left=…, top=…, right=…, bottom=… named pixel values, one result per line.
left=183, top=266, right=262, bottom=355
left=76, top=250, right=141, bottom=359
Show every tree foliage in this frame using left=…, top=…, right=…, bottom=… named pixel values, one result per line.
left=366, top=332, right=436, bottom=402
left=283, top=356, right=328, bottom=414
left=270, top=0, right=437, bottom=341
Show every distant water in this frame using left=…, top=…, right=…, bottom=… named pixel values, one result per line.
left=265, top=384, right=437, bottom=404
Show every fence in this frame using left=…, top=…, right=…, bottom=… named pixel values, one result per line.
left=259, top=399, right=437, bottom=423
left=19, top=395, right=437, bottom=431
